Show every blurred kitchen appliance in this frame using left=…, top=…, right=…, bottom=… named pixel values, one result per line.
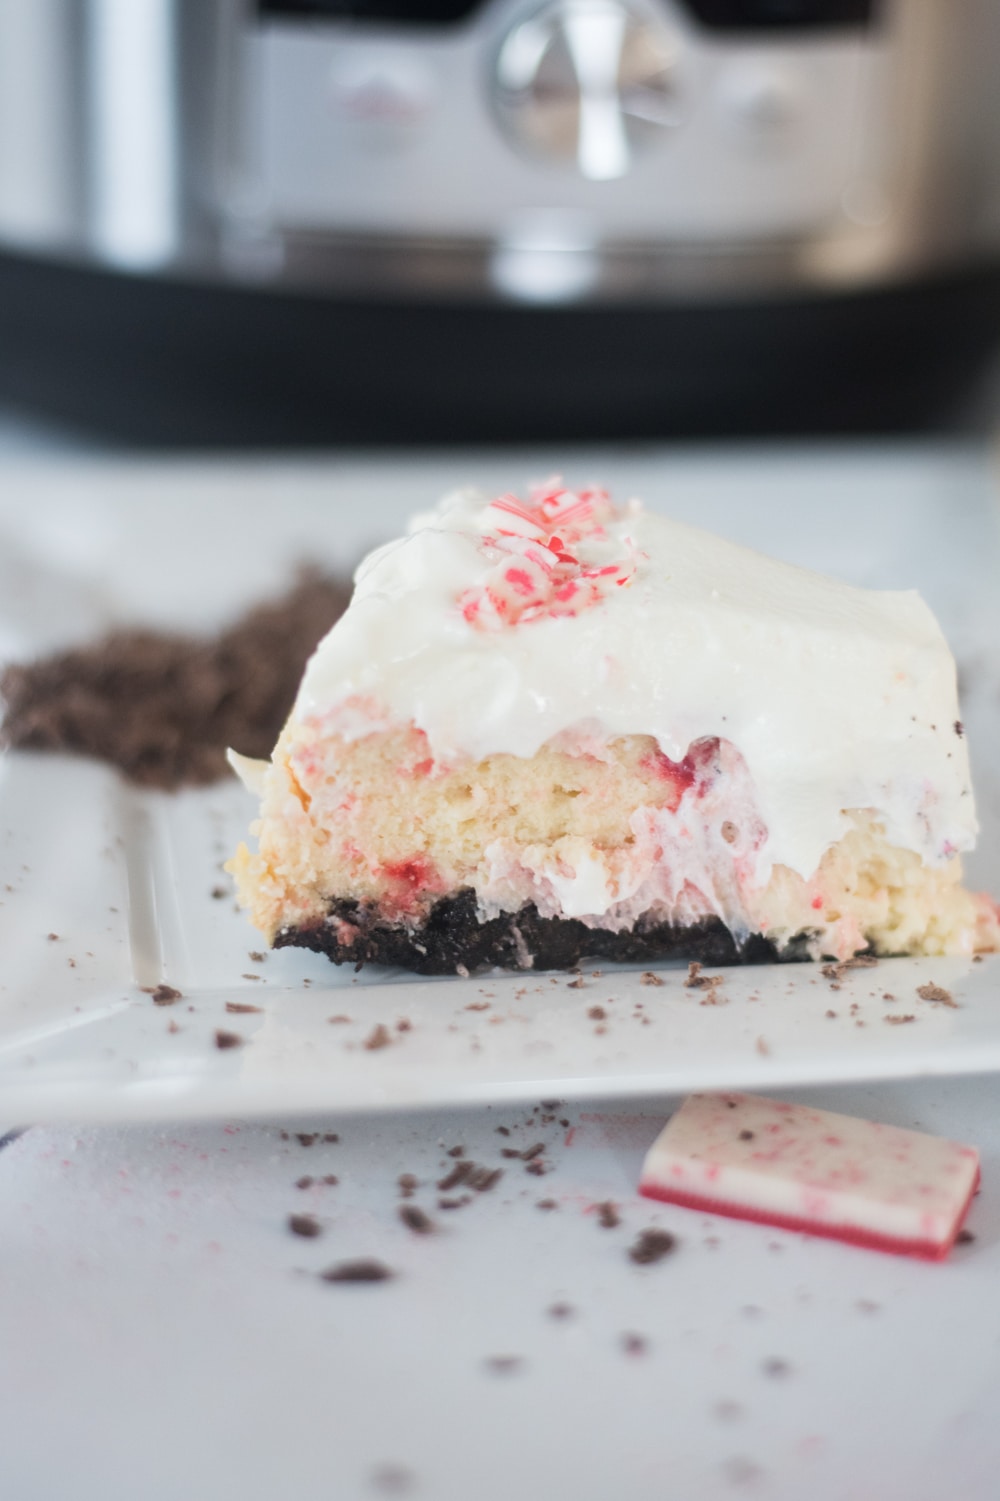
left=1, top=0, right=1000, bottom=444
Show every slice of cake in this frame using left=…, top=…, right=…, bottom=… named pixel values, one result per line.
left=227, top=481, right=999, bottom=974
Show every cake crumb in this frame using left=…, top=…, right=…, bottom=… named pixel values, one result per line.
left=640, top=971, right=664, bottom=986
left=149, top=984, right=182, bottom=1006
left=226, top=1000, right=262, bottom=1014
left=363, top=1024, right=392, bottom=1050
left=621, top=1332, right=648, bottom=1356
left=288, top=1213, right=322, bottom=1238
left=398, top=1205, right=435, bottom=1235
left=755, top=1036, right=770, bottom=1056
left=295, top=1176, right=314, bottom=1189
left=587, top=1005, right=607, bottom=1021
left=884, top=1013, right=916, bottom=1025
left=596, top=1200, right=621, bottom=1229
left=320, top=1259, right=395, bottom=1284
left=628, top=1229, right=677, bottom=1265
left=328, top=1014, right=352, bottom=1025
left=685, top=963, right=724, bottom=993
left=537, top=1199, right=558, bottom=1211
left=214, top=1029, right=244, bottom=1050
left=398, top=1174, right=418, bottom=1198
left=916, top=982, right=957, bottom=1008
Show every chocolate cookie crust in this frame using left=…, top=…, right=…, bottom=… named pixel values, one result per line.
left=274, top=889, right=811, bottom=975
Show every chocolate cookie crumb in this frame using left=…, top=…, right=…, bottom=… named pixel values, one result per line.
left=629, top=1229, right=677, bottom=1265
left=249, top=951, right=266, bottom=963
left=621, top=1333, right=648, bottom=1356
left=537, top=1199, right=558, bottom=1211
left=211, top=886, right=228, bottom=900
left=398, top=1205, right=435, bottom=1235
left=323, top=1132, right=340, bottom=1143
left=364, top=1024, right=392, bottom=1051
left=761, top=1357, right=792, bottom=1379
left=321, top=1174, right=339, bottom=1186
left=150, top=984, right=182, bottom=1006
left=214, top=1029, right=244, bottom=1050
left=1, top=570, right=351, bottom=789
left=685, top=963, right=724, bottom=992
left=437, top=1162, right=472, bottom=1192
left=226, top=1000, right=262, bottom=1014
left=288, top=1213, right=322, bottom=1238
left=320, top=1259, right=395, bottom=1284
left=596, top=1200, right=621, bottom=1229
left=738, top=1130, right=754, bottom=1141
left=295, top=1176, right=314, bottom=1189
left=437, top=1196, right=470, bottom=1211
left=446, top=1145, right=465, bottom=1158
left=956, top=1228, right=976, bottom=1245
left=548, top=1302, right=574, bottom=1319
left=296, top=1133, right=318, bottom=1147
left=916, top=982, right=957, bottom=1007
left=398, top=1174, right=418, bottom=1198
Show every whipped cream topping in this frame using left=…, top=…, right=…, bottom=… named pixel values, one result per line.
left=295, top=482, right=977, bottom=881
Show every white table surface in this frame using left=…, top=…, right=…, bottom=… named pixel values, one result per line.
left=1, top=438, right=999, bottom=1500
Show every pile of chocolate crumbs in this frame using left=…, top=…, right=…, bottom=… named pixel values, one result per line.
left=0, top=570, right=351, bottom=790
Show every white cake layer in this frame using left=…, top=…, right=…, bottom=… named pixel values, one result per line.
left=640, top=1092, right=979, bottom=1252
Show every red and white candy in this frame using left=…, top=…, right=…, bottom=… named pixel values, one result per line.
left=639, top=1092, right=979, bottom=1260
left=459, top=480, right=637, bottom=630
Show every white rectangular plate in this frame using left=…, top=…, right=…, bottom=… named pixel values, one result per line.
left=1, top=445, right=999, bottom=1122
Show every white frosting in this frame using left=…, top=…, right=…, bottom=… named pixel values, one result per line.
left=295, top=486, right=977, bottom=882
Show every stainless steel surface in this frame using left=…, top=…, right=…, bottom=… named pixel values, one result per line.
left=493, top=0, right=684, bottom=180
left=0, top=0, right=999, bottom=303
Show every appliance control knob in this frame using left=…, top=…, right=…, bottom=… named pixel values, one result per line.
left=493, top=0, right=684, bottom=181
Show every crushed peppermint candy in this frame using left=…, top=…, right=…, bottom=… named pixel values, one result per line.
left=457, top=481, right=640, bottom=630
